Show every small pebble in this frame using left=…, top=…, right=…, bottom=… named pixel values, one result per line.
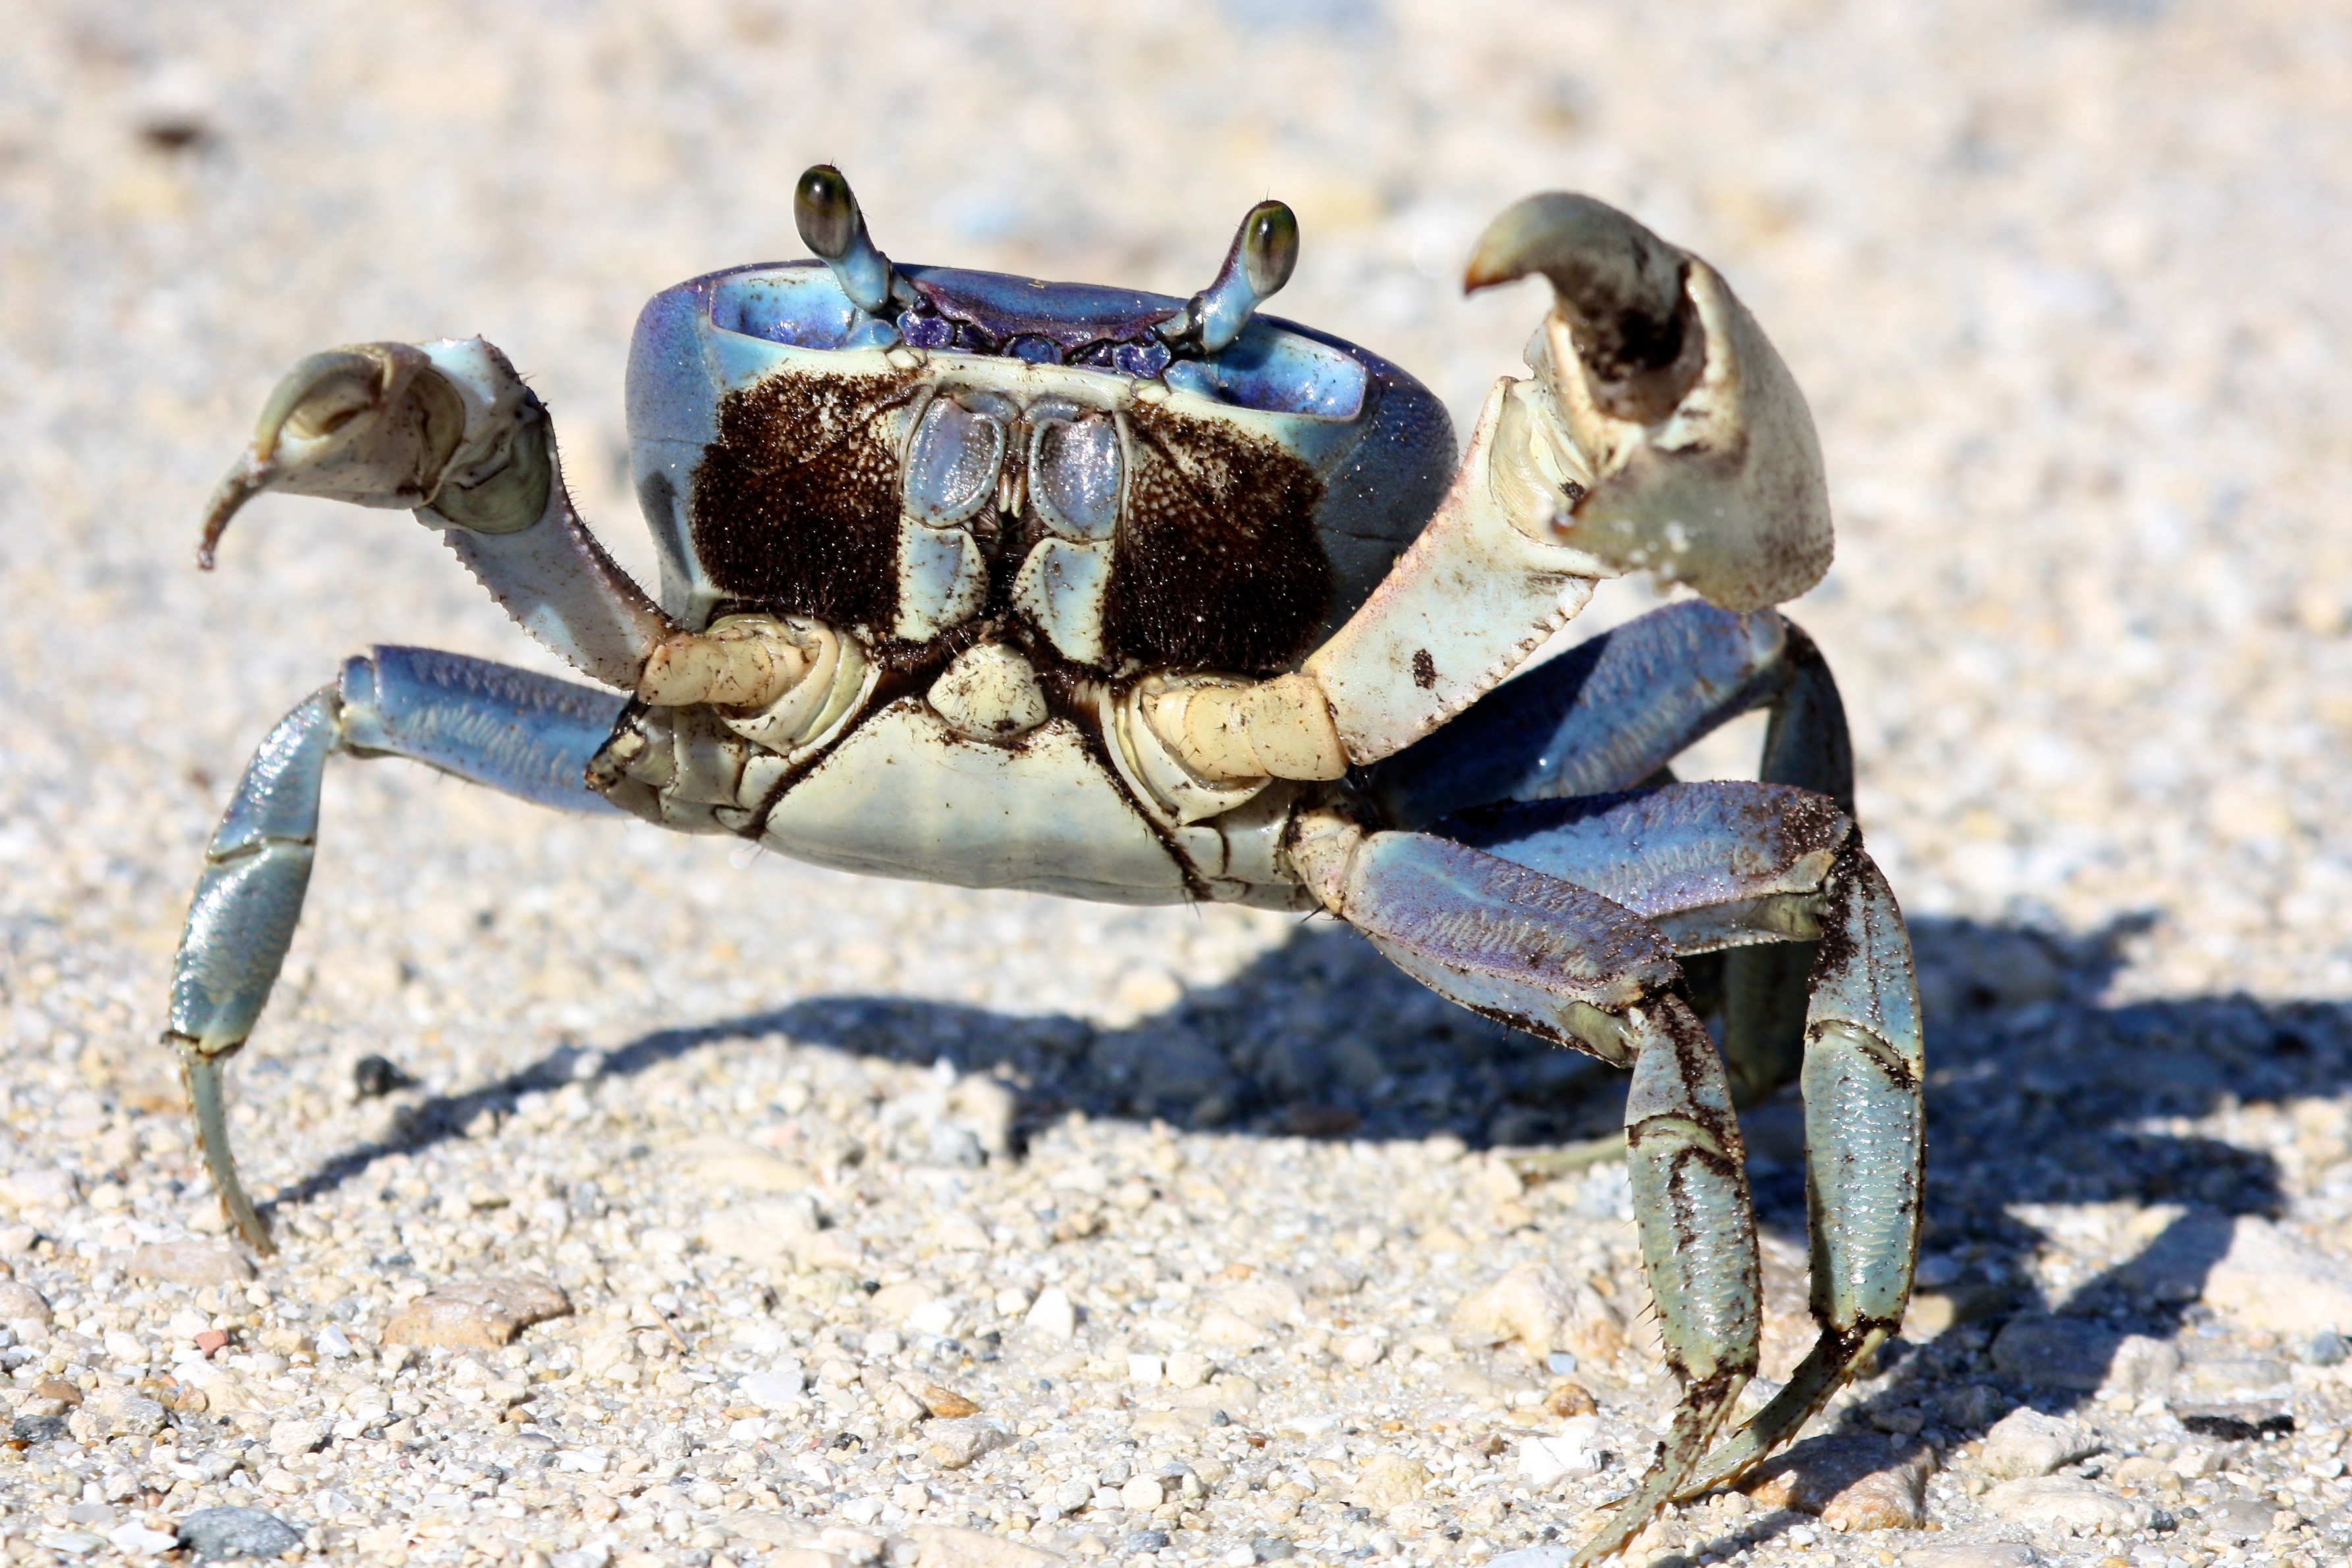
left=11, top=1414, right=67, bottom=1444
left=175, top=1506, right=304, bottom=1562
left=1978, top=1407, right=2097, bottom=1480
left=1982, top=1476, right=2152, bottom=1536
left=381, top=1275, right=571, bottom=1349
left=123, top=1241, right=253, bottom=1288
left=1747, top=1434, right=1935, bottom=1532
left=352, top=1053, right=416, bottom=1098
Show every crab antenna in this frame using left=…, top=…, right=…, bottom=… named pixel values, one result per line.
left=795, top=165, right=901, bottom=317
left=1160, top=200, right=1299, bottom=355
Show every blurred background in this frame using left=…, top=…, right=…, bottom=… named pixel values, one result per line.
left=1, top=0, right=2349, bottom=1142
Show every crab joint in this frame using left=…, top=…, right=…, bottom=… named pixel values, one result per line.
left=198, top=343, right=468, bottom=569
left=1144, top=671, right=1347, bottom=786
left=636, top=614, right=817, bottom=710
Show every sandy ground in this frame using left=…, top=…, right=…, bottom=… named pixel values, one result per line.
left=5, top=2, right=2352, bottom=1566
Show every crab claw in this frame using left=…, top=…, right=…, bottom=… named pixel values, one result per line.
left=1466, top=192, right=1701, bottom=426
left=198, top=344, right=468, bottom=569
left=1462, top=191, right=1834, bottom=613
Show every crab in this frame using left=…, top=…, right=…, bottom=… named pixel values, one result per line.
left=165, top=165, right=1922, bottom=1560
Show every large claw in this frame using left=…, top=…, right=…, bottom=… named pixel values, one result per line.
left=1299, top=192, right=1833, bottom=770
left=1466, top=192, right=1833, bottom=613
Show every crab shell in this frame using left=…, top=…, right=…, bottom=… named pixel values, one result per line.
left=624, top=260, right=1458, bottom=673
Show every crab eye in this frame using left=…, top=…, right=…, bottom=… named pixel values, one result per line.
left=1241, top=200, right=1300, bottom=298
left=1030, top=414, right=1121, bottom=542
left=905, top=395, right=1007, bottom=525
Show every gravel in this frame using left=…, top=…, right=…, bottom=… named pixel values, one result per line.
left=5, top=3, right=2352, bottom=1567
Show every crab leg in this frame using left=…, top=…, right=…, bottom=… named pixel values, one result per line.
left=168, top=688, right=339, bottom=1250
left=1287, top=815, right=1763, bottom=1560
left=1367, top=600, right=1819, bottom=827
left=163, top=648, right=627, bottom=1250
left=1585, top=996, right=1758, bottom=1565
left=1429, top=782, right=1853, bottom=957
left=1287, top=812, right=1677, bottom=1065
left=1374, top=597, right=1859, bottom=1102
left=1420, top=781, right=1923, bottom=1498
left=1674, top=843, right=1924, bottom=1498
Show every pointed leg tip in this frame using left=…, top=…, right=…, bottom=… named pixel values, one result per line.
left=179, top=1041, right=277, bottom=1260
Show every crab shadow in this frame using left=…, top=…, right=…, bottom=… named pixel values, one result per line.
left=280, top=910, right=2339, bottom=1436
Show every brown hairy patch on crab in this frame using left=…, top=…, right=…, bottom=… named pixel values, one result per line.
left=1104, top=400, right=1329, bottom=676
left=690, top=367, right=921, bottom=629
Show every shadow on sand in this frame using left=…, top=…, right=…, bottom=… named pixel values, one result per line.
left=275, top=909, right=2347, bottom=1461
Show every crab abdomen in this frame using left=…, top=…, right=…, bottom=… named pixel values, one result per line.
left=757, top=700, right=1190, bottom=903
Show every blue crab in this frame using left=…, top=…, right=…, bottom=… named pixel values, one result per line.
left=167, top=167, right=1922, bottom=1559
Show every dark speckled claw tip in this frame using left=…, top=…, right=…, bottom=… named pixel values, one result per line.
left=1467, top=192, right=1702, bottom=420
